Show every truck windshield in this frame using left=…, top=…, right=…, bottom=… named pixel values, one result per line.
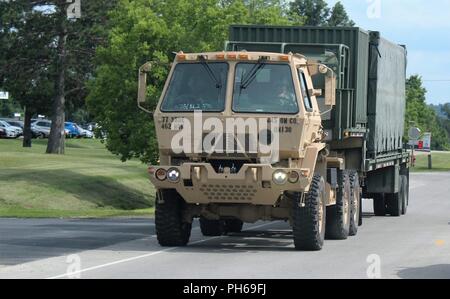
left=161, top=63, right=228, bottom=112
left=233, top=63, right=299, bottom=114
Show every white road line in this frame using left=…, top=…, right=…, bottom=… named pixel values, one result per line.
left=47, top=221, right=279, bottom=279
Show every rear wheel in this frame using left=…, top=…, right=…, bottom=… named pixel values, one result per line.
left=373, top=193, right=386, bottom=216
left=200, top=218, right=225, bottom=236
left=292, top=174, right=326, bottom=251
left=224, top=219, right=244, bottom=233
left=401, top=175, right=409, bottom=215
left=386, top=191, right=402, bottom=217
left=349, top=171, right=361, bottom=237
left=326, top=171, right=351, bottom=240
left=155, top=190, right=192, bottom=246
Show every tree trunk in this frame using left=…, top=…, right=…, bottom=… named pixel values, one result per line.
left=22, top=106, right=32, bottom=148
left=46, top=27, right=67, bottom=155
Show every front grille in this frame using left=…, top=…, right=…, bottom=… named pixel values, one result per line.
left=202, top=133, right=258, bottom=153
left=209, top=160, right=246, bottom=174
left=199, top=184, right=257, bottom=202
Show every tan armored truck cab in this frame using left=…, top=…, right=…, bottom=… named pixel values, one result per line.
left=137, top=51, right=357, bottom=251
left=138, top=27, right=410, bottom=251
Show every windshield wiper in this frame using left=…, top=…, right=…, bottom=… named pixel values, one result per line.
left=240, top=59, right=266, bottom=90
left=198, top=55, right=222, bottom=89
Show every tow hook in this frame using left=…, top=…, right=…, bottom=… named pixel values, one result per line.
left=299, top=192, right=306, bottom=208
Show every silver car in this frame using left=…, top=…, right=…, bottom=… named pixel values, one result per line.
left=31, top=120, right=70, bottom=138
left=0, top=120, right=22, bottom=138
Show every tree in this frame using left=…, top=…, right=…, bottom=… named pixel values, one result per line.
left=289, top=0, right=354, bottom=27
left=328, top=1, right=355, bottom=26
left=0, top=1, right=117, bottom=150
left=46, top=1, right=117, bottom=154
left=0, top=1, right=54, bottom=147
left=289, top=0, right=329, bottom=25
left=442, top=103, right=450, bottom=119
left=87, top=0, right=293, bottom=163
left=243, top=0, right=291, bottom=25
left=405, top=75, right=449, bottom=150
left=0, top=98, right=23, bottom=118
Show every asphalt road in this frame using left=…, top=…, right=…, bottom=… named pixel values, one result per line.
left=0, top=172, right=449, bottom=279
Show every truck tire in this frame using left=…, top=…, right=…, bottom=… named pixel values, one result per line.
left=224, top=219, right=244, bottom=233
left=373, top=193, right=386, bottom=216
left=326, top=171, right=351, bottom=240
left=292, top=174, right=326, bottom=251
left=386, top=191, right=402, bottom=217
left=401, top=175, right=408, bottom=215
left=349, top=171, right=361, bottom=237
left=358, top=189, right=363, bottom=227
left=155, top=190, right=192, bottom=247
left=200, top=218, right=225, bottom=236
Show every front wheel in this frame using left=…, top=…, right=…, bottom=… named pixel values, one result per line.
left=349, top=171, right=361, bottom=236
left=292, top=174, right=326, bottom=251
left=155, top=190, right=192, bottom=247
left=326, top=171, right=351, bottom=240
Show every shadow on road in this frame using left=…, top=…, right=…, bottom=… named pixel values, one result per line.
left=188, top=230, right=296, bottom=253
left=362, top=213, right=375, bottom=219
left=397, top=264, right=450, bottom=279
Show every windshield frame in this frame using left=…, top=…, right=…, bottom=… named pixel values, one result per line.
left=160, top=62, right=229, bottom=113
left=231, top=62, right=300, bottom=115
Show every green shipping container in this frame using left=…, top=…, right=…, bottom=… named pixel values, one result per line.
left=227, top=25, right=407, bottom=157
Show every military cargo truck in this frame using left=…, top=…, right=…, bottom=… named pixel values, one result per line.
left=137, top=26, right=410, bottom=251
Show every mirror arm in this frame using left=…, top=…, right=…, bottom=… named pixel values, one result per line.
left=137, top=62, right=154, bottom=116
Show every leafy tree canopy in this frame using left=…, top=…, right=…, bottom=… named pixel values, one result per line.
left=405, top=75, right=449, bottom=150
left=87, top=0, right=293, bottom=163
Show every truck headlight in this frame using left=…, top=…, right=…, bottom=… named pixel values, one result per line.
left=167, top=168, right=180, bottom=183
left=155, top=169, right=167, bottom=181
left=273, top=170, right=288, bottom=185
left=289, top=171, right=300, bottom=183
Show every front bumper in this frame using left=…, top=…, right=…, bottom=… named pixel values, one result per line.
left=149, top=163, right=312, bottom=206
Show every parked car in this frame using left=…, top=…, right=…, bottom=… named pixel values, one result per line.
left=81, top=122, right=97, bottom=132
left=75, top=124, right=94, bottom=138
left=31, top=120, right=52, bottom=138
left=1, top=120, right=23, bottom=128
left=0, top=120, right=22, bottom=138
left=31, top=120, right=73, bottom=139
left=1, top=119, right=43, bottom=138
left=65, top=122, right=83, bottom=138
left=0, top=127, right=7, bottom=138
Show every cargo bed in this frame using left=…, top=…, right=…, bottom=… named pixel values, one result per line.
left=227, top=25, right=408, bottom=161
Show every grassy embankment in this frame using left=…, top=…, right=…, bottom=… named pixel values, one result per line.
left=1, top=138, right=449, bottom=217
left=0, top=139, right=155, bottom=218
left=411, top=152, right=450, bottom=172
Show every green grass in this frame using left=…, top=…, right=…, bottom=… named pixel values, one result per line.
left=0, top=139, right=155, bottom=218
left=411, top=152, right=450, bottom=172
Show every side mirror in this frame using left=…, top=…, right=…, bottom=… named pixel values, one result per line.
left=137, top=62, right=153, bottom=114
left=324, top=67, right=336, bottom=107
left=307, top=63, right=336, bottom=107
left=310, top=89, right=322, bottom=97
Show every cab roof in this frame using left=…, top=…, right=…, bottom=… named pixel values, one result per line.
left=174, top=51, right=307, bottom=64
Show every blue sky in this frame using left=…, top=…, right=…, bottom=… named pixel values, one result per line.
left=326, top=0, right=450, bottom=105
